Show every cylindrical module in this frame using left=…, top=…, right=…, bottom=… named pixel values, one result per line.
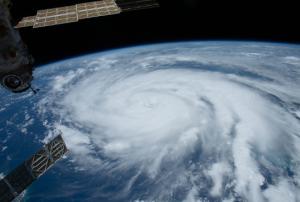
left=0, top=0, right=34, bottom=93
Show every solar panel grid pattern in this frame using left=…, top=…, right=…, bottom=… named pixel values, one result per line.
left=15, top=16, right=36, bottom=28
left=33, top=5, right=78, bottom=28
left=15, top=0, right=158, bottom=28
left=31, top=0, right=120, bottom=28
left=77, top=0, right=121, bottom=20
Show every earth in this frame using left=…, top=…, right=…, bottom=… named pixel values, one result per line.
left=1, top=41, right=300, bottom=202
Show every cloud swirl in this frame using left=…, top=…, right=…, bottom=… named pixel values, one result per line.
left=38, top=42, right=300, bottom=202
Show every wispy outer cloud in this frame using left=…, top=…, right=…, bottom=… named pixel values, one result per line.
left=39, top=42, right=300, bottom=201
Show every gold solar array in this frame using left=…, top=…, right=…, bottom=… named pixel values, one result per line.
left=15, top=0, right=121, bottom=28
left=15, top=16, right=36, bottom=28
left=77, top=0, right=121, bottom=20
left=33, top=5, right=78, bottom=28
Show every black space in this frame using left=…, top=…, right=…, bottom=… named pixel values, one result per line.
left=10, top=0, right=300, bottom=66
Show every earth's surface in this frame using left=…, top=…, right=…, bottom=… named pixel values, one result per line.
left=1, top=41, right=300, bottom=202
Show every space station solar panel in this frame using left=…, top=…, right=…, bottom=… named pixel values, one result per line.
left=0, top=180, right=15, bottom=202
left=33, top=16, right=78, bottom=28
left=0, top=134, right=68, bottom=202
left=27, top=134, right=68, bottom=178
left=46, top=135, right=68, bottom=162
left=33, top=5, right=78, bottom=28
left=32, top=0, right=120, bottom=28
left=116, top=0, right=159, bottom=12
left=15, top=16, right=36, bottom=28
left=77, top=0, right=121, bottom=20
left=15, top=0, right=159, bottom=29
left=5, top=163, right=35, bottom=194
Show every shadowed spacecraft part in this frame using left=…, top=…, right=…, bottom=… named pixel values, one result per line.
left=0, top=0, right=34, bottom=93
left=0, top=0, right=159, bottom=93
left=0, top=134, right=68, bottom=202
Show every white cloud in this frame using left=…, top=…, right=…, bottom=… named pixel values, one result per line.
left=283, top=56, right=300, bottom=66
left=1, top=146, right=7, bottom=152
left=37, top=43, right=300, bottom=201
left=206, top=161, right=231, bottom=197
left=263, top=179, right=298, bottom=202
left=52, top=68, right=85, bottom=91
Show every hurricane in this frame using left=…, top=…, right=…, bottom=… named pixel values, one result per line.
left=34, top=42, right=300, bottom=202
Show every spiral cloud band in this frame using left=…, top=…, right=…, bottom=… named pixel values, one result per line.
left=38, top=42, right=300, bottom=201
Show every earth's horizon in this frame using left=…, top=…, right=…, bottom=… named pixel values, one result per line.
left=1, top=41, right=300, bottom=202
